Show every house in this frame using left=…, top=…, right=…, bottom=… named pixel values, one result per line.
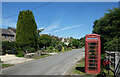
left=60, top=38, right=69, bottom=45
left=0, top=27, right=16, bottom=42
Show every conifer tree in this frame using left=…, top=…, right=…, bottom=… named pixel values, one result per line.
left=16, top=10, right=37, bottom=50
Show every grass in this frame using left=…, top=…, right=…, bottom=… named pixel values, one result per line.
left=34, top=54, right=52, bottom=59
left=71, top=58, right=86, bottom=75
left=2, top=64, right=14, bottom=68
left=70, top=57, right=114, bottom=77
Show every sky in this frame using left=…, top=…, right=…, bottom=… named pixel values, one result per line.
left=1, top=2, right=119, bottom=39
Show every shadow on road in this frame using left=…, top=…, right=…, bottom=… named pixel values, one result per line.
left=75, top=67, right=85, bottom=73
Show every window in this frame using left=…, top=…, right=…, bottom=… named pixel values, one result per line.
left=5, top=35, right=8, bottom=39
left=11, top=36, right=13, bottom=39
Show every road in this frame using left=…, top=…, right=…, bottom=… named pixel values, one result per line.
left=2, top=49, right=85, bottom=75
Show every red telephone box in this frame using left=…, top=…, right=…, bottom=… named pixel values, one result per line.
left=85, top=34, right=101, bottom=74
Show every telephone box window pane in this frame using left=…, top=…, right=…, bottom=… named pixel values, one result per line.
left=89, top=60, right=97, bottom=63
left=88, top=43, right=98, bottom=45
left=88, top=67, right=97, bottom=70
left=89, top=50, right=95, bottom=52
left=89, top=64, right=97, bottom=66
left=88, top=67, right=96, bottom=70
left=89, top=46, right=95, bottom=49
left=89, top=57, right=97, bottom=59
left=89, top=53, right=95, bottom=56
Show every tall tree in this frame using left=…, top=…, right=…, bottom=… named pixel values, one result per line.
left=16, top=10, right=38, bottom=50
left=92, top=8, right=120, bottom=52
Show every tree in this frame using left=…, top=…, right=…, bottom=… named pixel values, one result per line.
left=72, top=39, right=80, bottom=48
left=79, top=37, right=85, bottom=48
left=38, top=35, right=52, bottom=48
left=37, top=29, right=44, bottom=35
left=92, top=8, right=120, bottom=52
left=16, top=10, right=38, bottom=50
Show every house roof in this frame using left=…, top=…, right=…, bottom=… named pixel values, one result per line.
left=0, top=28, right=15, bottom=36
left=8, top=27, right=16, bottom=33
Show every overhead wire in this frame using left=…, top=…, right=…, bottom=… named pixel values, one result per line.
left=3, top=0, right=56, bottom=19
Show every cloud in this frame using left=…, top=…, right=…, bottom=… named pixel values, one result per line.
left=53, top=24, right=82, bottom=32
left=41, top=12, right=66, bottom=34
left=1, top=18, right=17, bottom=28
left=38, top=27, right=45, bottom=30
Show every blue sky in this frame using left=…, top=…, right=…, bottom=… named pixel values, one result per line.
left=1, top=2, right=118, bottom=39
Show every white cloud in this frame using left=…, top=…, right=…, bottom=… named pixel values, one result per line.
left=53, top=24, right=82, bottom=32
left=2, top=18, right=17, bottom=28
left=41, top=12, right=65, bottom=34
left=38, top=27, right=45, bottom=30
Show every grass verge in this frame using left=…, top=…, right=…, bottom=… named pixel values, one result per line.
left=2, top=64, right=14, bottom=68
left=70, top=56, right=114, bottom=77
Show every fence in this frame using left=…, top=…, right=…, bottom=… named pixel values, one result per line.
left=105, top=51, right=120, bottom=77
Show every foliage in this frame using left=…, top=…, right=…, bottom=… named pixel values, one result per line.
left=92, top=8, right=120, bottom=52
left=37, top=29, right=44, bottom=35
left=68, top=43, right=72, bottom=47
left=16, top=50, right=25, bottom=57
left=23, top=46, right=35, bottom=53
left=55, top=44, right=63, bottom=51
left=79, top=37, right=85, bottom=48
left=2, top=41, right=16, bottom=50
left=46, top=46, right=54, bottom=50
left=72, top=39, right=80, bottom=48
left=2, top=64, right=13, bottom=68
left=2, top=41, right=17, bottom=54
left=38, top=35, right=52, bottom=48
left=16, top=10, right=38, bottom=50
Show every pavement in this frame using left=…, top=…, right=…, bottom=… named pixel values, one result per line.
left=0, top=54, right=33, bottom=64
left=2, top=48, right=85, bottom=75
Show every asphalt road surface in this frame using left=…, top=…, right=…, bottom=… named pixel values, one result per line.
left=2, top=49, right=85, bottom=75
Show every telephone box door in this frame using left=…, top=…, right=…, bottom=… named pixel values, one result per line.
left=85, top=34, right=101, bottom=74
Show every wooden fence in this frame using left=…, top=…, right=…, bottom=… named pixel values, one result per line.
left=105, top=51, right=120, bottom=77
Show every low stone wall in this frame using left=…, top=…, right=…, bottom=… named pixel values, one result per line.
left=24, top=51, right=41, bottom=58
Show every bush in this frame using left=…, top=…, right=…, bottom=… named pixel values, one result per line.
left=29, top=48, right=36, bottom=53
left=48, top=50, right=53, bottom=53
left=42, top=49, right=46, bottom=52
left=46, top=46, right=53, bottom=50
left=55, top=44, right=62, bottom=51
left=67, top=47, right=72, bottom=50
left=23, top=46, right=36, bottom=53
left=16, top=50, right=25, bottom=57
left=2, top=41, right=16, bottom=54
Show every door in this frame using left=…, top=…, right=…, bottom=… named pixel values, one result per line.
left=87, top=42, right=99, bottom=73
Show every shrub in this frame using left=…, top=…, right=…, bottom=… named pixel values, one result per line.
left=46, top=46, right=53, bottom=50
left=48, top=50, right=53, bottom=53
left=55, top=44, right=62, bottom=51
left=2, top=41, right=16, bottom=54
left=67, top=47, right=72, bottom=50
left=42, top=49, right=46, bottom=52
left=29, top=47, right=36, bottom=53
left=23, top=46, right=35, bottom=53
left=16, top=50, right=25, bottom=57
